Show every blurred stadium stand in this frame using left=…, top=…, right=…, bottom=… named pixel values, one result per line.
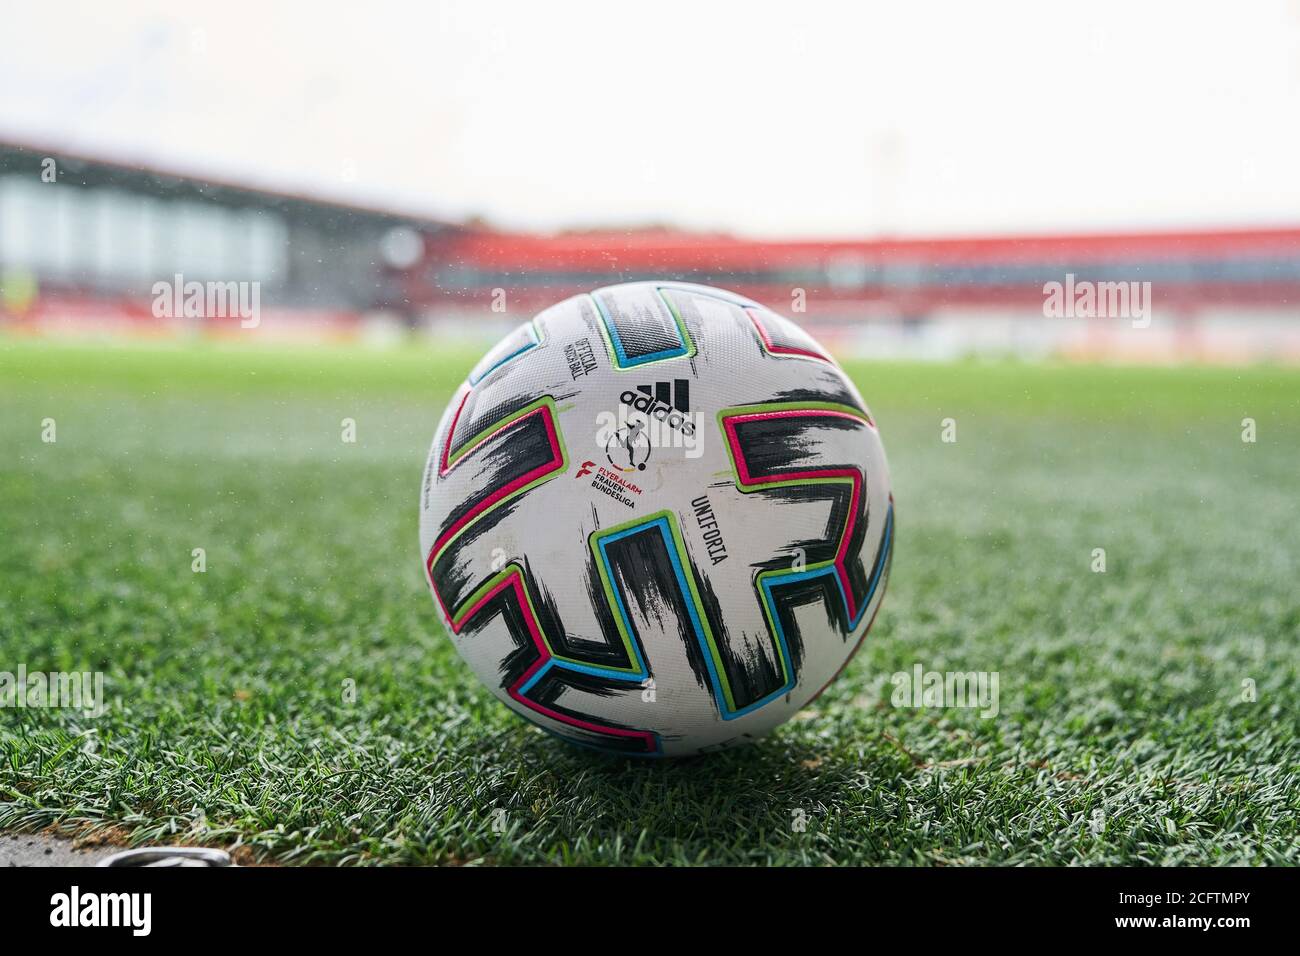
left=415, top=229, right=1300, bottom=362
left=0, top=140, right=446, bottom=339
left=3, top=139, right=1299, bottom=361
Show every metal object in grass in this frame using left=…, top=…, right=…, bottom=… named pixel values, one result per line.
left=97, top=847, right=233, bottom=868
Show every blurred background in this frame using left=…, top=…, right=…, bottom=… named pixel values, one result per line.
left=2, top=0, right=1300, bottom=360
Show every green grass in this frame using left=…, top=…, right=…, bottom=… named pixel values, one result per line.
left=1, top=337, right=1297, bottom=865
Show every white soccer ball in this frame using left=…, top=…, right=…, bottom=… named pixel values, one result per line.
left=419, top=282, right=893, bottom=756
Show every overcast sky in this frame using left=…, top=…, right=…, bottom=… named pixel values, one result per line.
left=2, top=0, right=1299, bottom=237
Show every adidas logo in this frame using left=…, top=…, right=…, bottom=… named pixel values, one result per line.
left=620, top=381, right=695, bottom=436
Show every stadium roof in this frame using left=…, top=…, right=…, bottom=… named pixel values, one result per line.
left=0, top=137, right=456, bottom=230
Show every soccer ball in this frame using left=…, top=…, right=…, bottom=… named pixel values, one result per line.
left=419, top=282, right=893, bottom=756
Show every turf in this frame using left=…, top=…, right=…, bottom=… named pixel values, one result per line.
left=0, top=337, right=1297, bottom=866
